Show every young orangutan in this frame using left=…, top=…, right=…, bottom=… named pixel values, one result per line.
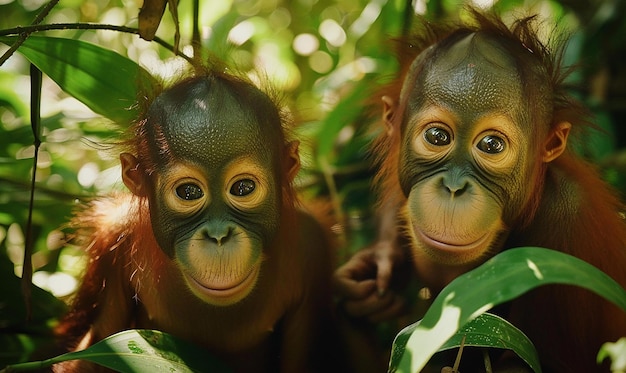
left=55, top=66, right=344, bottom=373
left=335, top=9, right=626, bottom=372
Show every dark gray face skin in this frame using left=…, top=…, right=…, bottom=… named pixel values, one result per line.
left=138, top=76, right=285, bottom=305
left=397, top=33, right=539, bottom=266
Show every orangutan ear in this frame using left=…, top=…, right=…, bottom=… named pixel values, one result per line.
left=382, top=95, right=397, bottom=136
left=284, top=141, right=301, bottom=183
left=120, top=153, right=148, bottom=197
left=542, top=122, right=571, bottom=163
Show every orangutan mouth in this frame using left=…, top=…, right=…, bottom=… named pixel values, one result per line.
left=416, top=227, right=490, bottom=253
left=184, top=263, right=260, bottom=300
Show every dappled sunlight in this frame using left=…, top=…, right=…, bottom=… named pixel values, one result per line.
left=293, top=33, right=319, bottom=56
left=32, top=270, right=77, bottom=297
left=228, top=20, right=255, bottom=46
left=319, top=19, right=346, bottom=48
left=404, top=292, right=462, bottom=372
left=470, top=303, right=495, bottom=320
left=526, top=258, right=545, bottom=280
left=0, top=0, right=624, bottom=371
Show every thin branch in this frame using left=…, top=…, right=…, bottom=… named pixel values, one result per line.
left=0, top=176, right=84, bottom=201
left=191, top=0, right=201, bottom=67
left=0, top=23, right=193, bottom=65
left=0, top=0, right=60, bottom=66
left=11, top=0, right=57, bottom=323
left=32, top=0, right=59, bottom=24
left=167, top=0, right=180, bottom=53
left=22, top=63, right=43, bottom=322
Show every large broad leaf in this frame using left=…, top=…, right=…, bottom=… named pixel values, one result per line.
left=394, top=312, right=542, bottom=372
left=389, top=247, right=626, bottom=373
left=0, top=36, right=158, bottom=124
left=4, top=329, right=232, bottom=372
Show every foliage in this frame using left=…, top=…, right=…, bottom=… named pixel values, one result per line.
left=598, top=337, right=626, bottom=373
left=389, top=247, right=626, bottom=372
left=1, top=329, right=230, bottom=373
left=3, top=248, right=625, bottom=372
left=0, top=0, right=625, bottom=371
left=0, top=254, right=66, bottom=369
left=0, top=35, right=158, bottom=124
left=436, top=313, right=541, bottom=372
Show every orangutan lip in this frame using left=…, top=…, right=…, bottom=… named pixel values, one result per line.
left=416, top=228, right=489, bottom=252
left=185, top=264, right=259, bottom=298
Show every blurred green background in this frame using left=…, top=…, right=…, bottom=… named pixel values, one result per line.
left=1, top=0, right=625, bottom=367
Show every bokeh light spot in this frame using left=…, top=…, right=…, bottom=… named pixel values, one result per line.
left=293, top=33, right=319, bottom=56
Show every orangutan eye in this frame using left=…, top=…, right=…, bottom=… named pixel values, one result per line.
left=230, top=179, right=256, bottom=197
left=477, top=135, right=506, bottom=154
left=424, top=127, right=451, bottom=146
left=176, top=183, right=204, bottom=200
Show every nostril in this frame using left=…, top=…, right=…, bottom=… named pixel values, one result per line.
left=441, top=176, right=470, bottom=198
left=204, top=226, right=232, bottom=246
left=447, top=183, right=468, bottom=197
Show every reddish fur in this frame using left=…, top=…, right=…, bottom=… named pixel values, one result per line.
left=372, top=9, right=626, bottom=372
left=508, top=151, right=626, bottom=372
left=54, top=70, right=344, bottom=373
left=56, top=190, right=341, bottom=373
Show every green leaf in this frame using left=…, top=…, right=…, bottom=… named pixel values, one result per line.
left=0, top=36, right=158, bottom=124
left=5, top=329, right=232, bottom=372
left=205, top=11, right=241, bottom=62
left=440, top=313, right=541, bottom=372
left=315, top=80, right=373, bottom=164
left=394, top=313, right=541, bottom=372
left=390, top=247, right=626, bottom=373
left=597, top=337, right=626, bottom=372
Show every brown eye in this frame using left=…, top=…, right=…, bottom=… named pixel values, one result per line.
left=424, top=127, right=451, bottom=146
left=176, top=183, right=204, bottom=200
left=477, top=135, right=506, bottom=154
left=230, top=179, right=255, bottom=197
